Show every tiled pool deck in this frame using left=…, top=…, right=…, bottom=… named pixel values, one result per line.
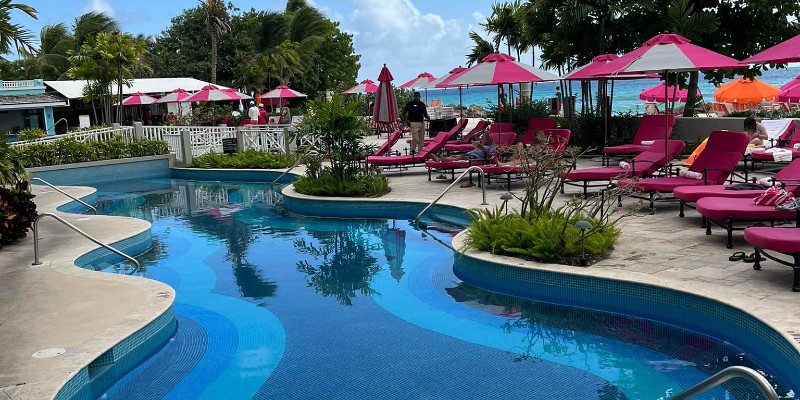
left=2, top=131, right=800, bottom=398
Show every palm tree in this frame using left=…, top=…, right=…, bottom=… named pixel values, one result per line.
left=20, top=23, right=74, bottom=79
left=482, top=1, right=520, bottom=56
left=466, top=31, right=494, bottom=66
left=72, top=11, right=118, bottom=48
left=0, top=0, right=37, bottom=55
left=201, top=0, right=231, bottom=84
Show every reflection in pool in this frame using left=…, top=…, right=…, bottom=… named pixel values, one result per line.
left=84, top=179, right=792, bottom=400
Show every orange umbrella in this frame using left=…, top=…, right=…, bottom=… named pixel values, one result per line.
left=714, top=77, right=780, bottom=104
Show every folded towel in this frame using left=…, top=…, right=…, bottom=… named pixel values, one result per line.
left=619, top=161, right=630, bottom=170
left=640, top=140, right=655, bottom=145
left=772, top=148, right=793, bottom=162
left=679, top=170, right=703, bottom=180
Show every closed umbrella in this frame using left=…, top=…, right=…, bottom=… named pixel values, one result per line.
left=400, top=72, right=436, bottom=103
left=714, top=78, right=779, bottom=105
left=450, top=53, right=560, bottom=121
left=640, top=83, right=700, bottom=103
left=342, top=79, right=378, bottom=94
left=592, top=33, right=741, bottom=162
left=373, top=64, right=398, bottom=135
left=778, top=76, right=800, bottom=103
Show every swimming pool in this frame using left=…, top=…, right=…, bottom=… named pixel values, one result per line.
left=79, top=178, right=793, bottom=399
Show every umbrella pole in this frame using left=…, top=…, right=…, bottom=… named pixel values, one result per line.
left=459, top=87, right=463, bottom=119
left=664, top=70, right=669, bottom=165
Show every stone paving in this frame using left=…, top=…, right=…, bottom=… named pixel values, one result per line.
left=1, top=123, right=799, bottom=398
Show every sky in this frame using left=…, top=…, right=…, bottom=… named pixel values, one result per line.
left=8, top=0, right=519, bottom=85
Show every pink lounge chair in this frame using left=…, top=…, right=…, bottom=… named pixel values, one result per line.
left=366, top=131, right=452, bottom=167
left=562, top=139, right=686, bottom=197
left=413, top=118, right=468, bottom=146
left=744, top=226, right=800, bottom=291
left=674, top=157, right=800, bottom=217
left=617, top=130, right=751, bottom=210
left=425, top=131, right=516, bottom=180
left=442, top=120, right=491, bottom=152
left=479, top=129, right=572, bottom=188
left=519, top=118, right=557, bottom=145
left=697, top=195, right=800, bottom=248
left=371, top=129, right=402, bottom=157
left=603, top=114, right=677, bottom=163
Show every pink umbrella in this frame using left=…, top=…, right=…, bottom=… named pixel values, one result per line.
left=342, top=79, right=378, bottom=94
left=400, top=72, right=436, bottom=103
left=184, top=85, right=241, bottom=102
left=222, top=88, right=253, bottom=100
left=373, top=64, right=398, bottom=133
left=120, top=92, right=157, bottom=106
left=639, top=83, right=700, bottom=103
left=742, top=34, right=800, bottom=65
left=593, top=33, right=740, bottom=162
left=430, top=66, right=468, bottom=117
left=155, top=88, right=192, bottom=104
left=260, top=85, right=307, bottom=112
left=778, top=76, right=800, bottom=102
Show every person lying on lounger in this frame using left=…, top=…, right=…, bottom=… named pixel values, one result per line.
left=495, top=142, right=534, bottom=166
left=430, top=131, right=495, bottom=162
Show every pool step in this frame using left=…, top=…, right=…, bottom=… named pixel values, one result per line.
left=418, top=213, right=470, bottom=234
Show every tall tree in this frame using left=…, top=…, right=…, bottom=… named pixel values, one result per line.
left=0, top=0, right=36, bottom=55
left=201, top=0, right=231, bottom=84
left=482, top=1, right=520, bottom=56
left=466, top=31, right=494, bottom=66
left=72, top=11, right=118, bottom=48
left=19, top=23, right=74, bottom=79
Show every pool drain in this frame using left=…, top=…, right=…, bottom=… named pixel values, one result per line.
left=32, top=348, right=66, bottom=358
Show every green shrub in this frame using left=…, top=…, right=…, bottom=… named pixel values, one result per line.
left=0, top=136, right=37, bottom=246
left=18, top=137, right=170, bottom=168
left=191, top=149, right=296, bottom=169
left=17, top=128, right=46, bottom=141
left=567, top=112, right=640, bottom=153
left=293, top=169, right=389, bottom=197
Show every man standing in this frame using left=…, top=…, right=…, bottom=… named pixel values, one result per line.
left=402, top=91, right=430, bottom=153
left=248, top=101, right=259, bottom=124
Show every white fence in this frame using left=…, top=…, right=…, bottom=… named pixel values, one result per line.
left=12, top=123, right=305, bottom=164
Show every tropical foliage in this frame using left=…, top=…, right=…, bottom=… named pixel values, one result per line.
left=191, top=149, right=296, bottom=169
left=0, top=0, right=36, bottom=55
left=0, top=134, right=36, bottom=247
left=293, top=93, right=389, bottom=197
left=18, top=136, right=169, bottom=168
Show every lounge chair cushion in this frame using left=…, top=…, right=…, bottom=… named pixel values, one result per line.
left=751, top=149, right=800, bottom=161
left=744, top=227, right=800, bottom=254
left=425, top=160, right=487, bottom=169
left=619, top=176, right=707, bottom=192
left=565, top=166, right=634, bottom=181
left=604, top=144, right=652, bottom=155
left=673, top=185, right=764, bottom=202
left=696, top=197, right=796, bottom=221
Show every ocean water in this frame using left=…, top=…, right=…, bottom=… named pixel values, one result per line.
left=426, top=67, right=800, bottom=114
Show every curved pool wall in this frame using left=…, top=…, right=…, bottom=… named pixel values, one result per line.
left=453, top=248, right=800, bottom=391
left=41, top=163, right=800, bottom=398
left=29, top=155, right=173, bottom=186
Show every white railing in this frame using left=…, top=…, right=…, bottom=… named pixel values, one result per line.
left=2, top=80, right=39, bottom=90
left=11, top=126, right=135, bottom=148
left=240, top=125, right=288, bottom=153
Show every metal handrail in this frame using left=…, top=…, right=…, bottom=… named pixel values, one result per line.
left=32, top=212, right=140, bottom=271
left=31, top=177, right=97, bottom=214
left=271, top=149, right=312, bottom=185
left=671, top=366, right=779, bottom=400
left=414, top=165, right=487, bottom=224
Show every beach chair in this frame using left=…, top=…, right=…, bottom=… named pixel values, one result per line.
left=479, top=129, right=572, bottom=188
left=519, top=118, right=557, bottom=145
left=371, top=129, right=403, bottom=157
left=603, top=114, right=677, bottom=164
left=617, top=130, right=751, bottom=210
left=445, top=121, right=511, bottom=152
left=674, top=157, right=800, bottom=217
left=442, top=120, right=491, bottom=152
left=744, top=226, right=800, bottom=291
left=749, top=120, right=799, bottom=164
left=366, top=131, right=451, bottom=168
left=414, top=118, right=468, bottom=146
left=562, top=139, right=685, bottom=197
left=425, top=131, right=517, bottom=181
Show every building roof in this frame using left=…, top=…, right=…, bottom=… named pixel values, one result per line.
left=44, top=78, right=229, bottom=99
left=0, top=93, right=69, bottom=110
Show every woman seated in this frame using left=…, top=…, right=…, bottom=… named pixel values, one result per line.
left=495, top=142, right=532, bottom=166
left=744, top=116, right=768, bottom=145
left=430, top=131, right=495, bottom=162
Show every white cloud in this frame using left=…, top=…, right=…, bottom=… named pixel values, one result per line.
left=343, top=0, right=476, bottom=82
left=84, top=0, right=116, bottom=17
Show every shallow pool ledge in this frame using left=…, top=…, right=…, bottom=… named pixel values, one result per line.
left=0, top=185, right=175, bottom=400
left=450, top=231, right=800, bottom=389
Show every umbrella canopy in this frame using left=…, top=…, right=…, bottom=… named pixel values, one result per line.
left=742, top=34, right=800, bottom=65
left=222, top=88, right=253, bottom=100
left=120, top=92, right=157, bottom=106
left=432, top=67, right=469, bottom=88
left=373, top=64, right=398, bottom=124
left=260, top=85, right=307, bottom=99
left=185, top=84, right=241, bottom=102
left=778, top=76, right=800, bottom=102
left=342, top=79, right=378, bottom=94
left=450, top=53, right=560, bottom=85
left=639, top=83, right=700, bottom=103
left=399, top=72, right=436, bottom=89
left=564, top=54, right=656, bottom=80
left=155, top=88, right=192, bottom=103
left=714, top=78, right=780, bottom=104
left=592, top=33, right=741, bottom=76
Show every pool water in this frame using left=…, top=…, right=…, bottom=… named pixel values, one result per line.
left=85, top=179, right=792, bottom=400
